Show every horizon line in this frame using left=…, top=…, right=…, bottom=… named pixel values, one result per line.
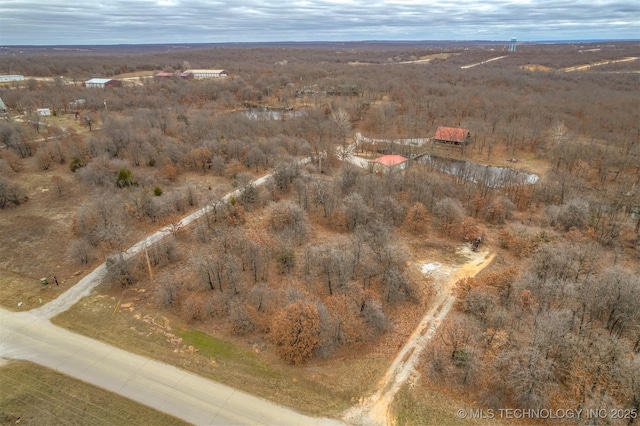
left=2, top=38, right=638, bottom=48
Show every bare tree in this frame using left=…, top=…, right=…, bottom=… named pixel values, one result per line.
left=496, top=346, right=557, bottom=409
left=0, top=177, right=27, bottom=208
left=331, top=108, right=351, bottom=147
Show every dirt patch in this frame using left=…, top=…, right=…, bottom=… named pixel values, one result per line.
left=521, top=64, right=553, bottom=72
left=0, top=162, right=86, bottom=310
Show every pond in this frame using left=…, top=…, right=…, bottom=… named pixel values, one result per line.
left=417, top=155, right=539, bottom=187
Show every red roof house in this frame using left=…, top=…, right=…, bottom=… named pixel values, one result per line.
left=434, top=127, right=471, bottom=145
left=370, top=154, right=408, bottom=172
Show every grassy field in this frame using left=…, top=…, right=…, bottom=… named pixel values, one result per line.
left=0, top=360, right=188, bottom=426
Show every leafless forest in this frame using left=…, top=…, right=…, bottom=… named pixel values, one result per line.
left=1, top=41, right=638, bottom=423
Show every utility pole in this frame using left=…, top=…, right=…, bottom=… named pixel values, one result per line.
left=144, top=244, right=154, bottom=282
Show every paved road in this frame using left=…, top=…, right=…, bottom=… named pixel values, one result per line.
left=0, top=309, right=340, bottom=425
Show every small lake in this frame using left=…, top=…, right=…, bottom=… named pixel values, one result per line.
left=417, top=155, right=539, bottom=187
left=243, top=107, right=306, bottom=120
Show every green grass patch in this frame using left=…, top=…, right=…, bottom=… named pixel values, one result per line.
left=176, top=328, right=279, bottom=379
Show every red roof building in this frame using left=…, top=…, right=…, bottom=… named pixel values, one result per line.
left=370, top=154, right=408, bottom=172
left=434, top=127, right=471, bottom=145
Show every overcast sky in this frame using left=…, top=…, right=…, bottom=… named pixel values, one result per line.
left=1, top=0, right=638, bottom=46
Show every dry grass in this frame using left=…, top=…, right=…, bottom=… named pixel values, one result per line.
left=0, top=160, right=87, bottom=310
left=0, top=360, right=189, bottom=426
left=419, top=53, right=458, bottom=61
left=113, top=70, right=156, bottom=78
left=393, top=382, right=515, bottom=426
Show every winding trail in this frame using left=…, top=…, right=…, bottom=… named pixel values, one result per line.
left=343, top=247, right=495, bottom=425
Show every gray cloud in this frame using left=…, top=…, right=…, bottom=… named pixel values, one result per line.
left=1, top=0, right=638, bottom=45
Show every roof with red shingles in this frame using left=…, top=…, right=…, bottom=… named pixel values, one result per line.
left=372, top=154, right=408, bottom=167
left=434, top=126, right=470, bottom=143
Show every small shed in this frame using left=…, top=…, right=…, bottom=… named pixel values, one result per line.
left=370, top=154, right=408, bottom=173
left=434, top=127, right=471, bottom=146
left=37, top=108, right=51, bottom=116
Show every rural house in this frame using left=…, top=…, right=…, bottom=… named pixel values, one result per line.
left=434, top=126, right=471, bottom=146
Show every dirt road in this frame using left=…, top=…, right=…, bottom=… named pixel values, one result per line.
left=343, top=247, right=495, bottom=425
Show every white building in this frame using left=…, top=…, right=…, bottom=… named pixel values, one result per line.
left=0, top=75, right=25, bottom=82
left=37, top=108, right=51, bottom=116
left=183, top=69, right=228, bottom=78
left=85, top=78, right=121, bottom=88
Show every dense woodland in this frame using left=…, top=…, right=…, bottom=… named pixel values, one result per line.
left=1, top=41, right=639, bottom=423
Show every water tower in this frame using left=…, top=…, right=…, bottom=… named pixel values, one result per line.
left=508, top=38, right=517, bottom=52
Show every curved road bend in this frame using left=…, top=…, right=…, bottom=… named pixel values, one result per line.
left=0, top=309, right=341, bottom=425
